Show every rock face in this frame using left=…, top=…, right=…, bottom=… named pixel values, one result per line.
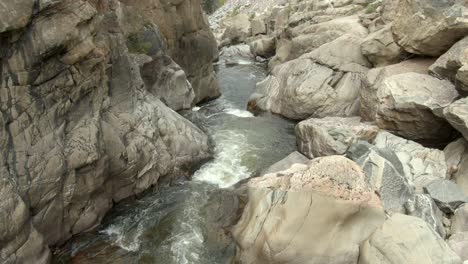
left=232, top=156, right=385, bottom=264
left=296, top=117, right=379, bottom=158
left=424, top=179, right=468, bottom=213
left=392, top=0, right=468, bottom=56
left=248, top=34, right=369, bottom=120
left=0, top=0, right=215, bottom=262
left=360, top=214, right=462, bottom=264
left=374, top=132, right=447, bottom=192
left=360, top=58, right=435, bottom=121
left=375, top=72, right=458, bottom=143
left=429, top=36, right=468, bottom=91
left=361, top=24, right=407, bottom=67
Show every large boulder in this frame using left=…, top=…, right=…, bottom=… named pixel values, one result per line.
left=360, top=58, right=435, bottom=121
left=392, top=0, right=468, bottom=56
left=221, top=13, right=252, bottom=44
left=249, top=36, right=276, bottom=58
left=361, top=24, right=407, bottom=67
left=448, top=232, right=468, bottom=262
left=232, top=156, right=385, bottom=264
left=405, top=194, right=446, bottom=238
left=429, top=36, right=468, bottom=91
left=445, top=98, right=468, bottom=143
left=261, top=151, right=310, bottom=175
left=375, top=72, right=458, bottom=143
left=444, top=138, right=468, bottom=195
left=374, top=132, right=447, bottom=192
left=249, top=34, right=369, bottom=120
left=296, top=117, right=379, bottom=158
left=359, top=214, right=462, bottom=264
left=452, top=204, right=468, bottom=234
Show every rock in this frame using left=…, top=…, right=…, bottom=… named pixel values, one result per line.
left=445, top=138, right=468, bottom=178
left=249, top=36, right=276, bottom=58
left=249, top=35, right=369, bottom=120
left=448, top=232, right=468, bottom=262
left=261, top=151, right=310, bottom=175
left=0, top=0, right=213, bottom=261
left=251, top=17, right=267, bottom=36
left=296, top=117, right=379, bottom=158
left=424, top=179, right=468, bottom=213
left=360, top=58, right=435, bottom=121
left=141, top=54, right=195, bottom=111
left=359, top=214, right=462, bottom=264
left=374, top=132, right=447, bottom=192
left=429, top=36, right=468, bottom=91
left=375, top=72, right=458, bottom=143
left=353, top=146, right=415, bottom=214
left=0, top=0, right=34, bottom=33
left=232, top=156, right=385, bottom=264
left=220, top=44, right=255, bottom=64
left=452, top=204, right=468, bottom=234
left=392, top=0, right=468, bottom=56
left=361, top=24, right=407, bottom=67
left=221, top=13, right=252, bottom=44
left=404, top=194, right=446, bottom=238
left=380, top=0, right=399, bottom=23
left=445, top=98, right=468, bottom=142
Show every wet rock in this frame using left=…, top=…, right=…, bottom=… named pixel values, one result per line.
left=296, top=117, right=379, bottom=158
left=261, top=151, right=310, bottom=175
left=232, top=156, right=385, bottom=264
left=375, top=72, right=458, bottom=143
left=424, top=179, right=468, bottom=213
left=404, top=194, right=446, bottom=238
left=392, top=0, right=468, bottom=56
left=359, top=214, right=462, bottom=264
left=429, top=36, right=468, bottom=91
left=361, top=24, right=407, bottom=67
left=374, top=132, right=447, bottom=192
left=360, top=58, right=435, bottom=121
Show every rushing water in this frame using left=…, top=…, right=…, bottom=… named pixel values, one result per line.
left=53, top=56, right=296, bottom=264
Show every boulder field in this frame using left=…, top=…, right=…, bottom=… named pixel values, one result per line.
left=213, top=0, right=468, bottom=263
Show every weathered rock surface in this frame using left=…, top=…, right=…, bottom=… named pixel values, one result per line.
left=261, top=151, right=309, bottom=175
left=392, top=0, right=468, bottom=56
left=429, top=36, right=468, bottom=91
left=0, top=0, right=215, bottom=262
left=221, top=13, right=252, bottom=44
left=249, top=36, right=276, bottom=58
left=360, top=58, right=435, bottom=121
left=296, top=117, right=379, bottom=158
left=424, top=179, right=468, bottom=213
left=444, top=138, right=468, bottom=195
left=361, top=24, right=407, bottom=67
left=452, top=204, right=468, bottom=234
left=0, top=0, right=35, bottom=33
left=445, top=98, right=468, bottom=142
left=359, top=214, right=462, bottom=264
left=248, top=34, right=369, bottom=120
left=448, top=232, right=468, bottom=262
left=374, top=132, right=447, bottom=192
left=375, top=72, right=458, bottom=143
left=405, top=194, right=446, bottom=238
left=232, top=156, right=385, bottom=264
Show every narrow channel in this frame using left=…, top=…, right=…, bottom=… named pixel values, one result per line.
left=53, top=52, right=296, bottom=263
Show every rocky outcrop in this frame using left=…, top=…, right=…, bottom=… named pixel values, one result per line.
left=361, top=24, right=407, bottom=67
left=429, top=36, right=468, bottom=92
left=360, top=214, right=462, bottom=264
left=248, top=34, right=369, bottom=120
left=392, top=0, right=468, bottom=56
left=296, top=117, right=379, bottom=158
left=373, top=132, right=447, bottom=192
left=0, top=0, right=215, bottom=262
left=360, top=58, right=435, bottom=121
left=375, top=72, right=458, bottom=143
left=232, top=156, right=385, bottom=264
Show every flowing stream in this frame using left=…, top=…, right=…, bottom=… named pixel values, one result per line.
left=52, top=55, right=296, bottom=263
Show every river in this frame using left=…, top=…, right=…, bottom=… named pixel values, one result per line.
left=52, top=53, right=296, bottom=264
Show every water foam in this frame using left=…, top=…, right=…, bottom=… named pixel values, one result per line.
left=193, top=130, right=251, bottom=188
left=101, top=222, right=144, bottom=252
left=224, top=108, right=254, bottom=118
